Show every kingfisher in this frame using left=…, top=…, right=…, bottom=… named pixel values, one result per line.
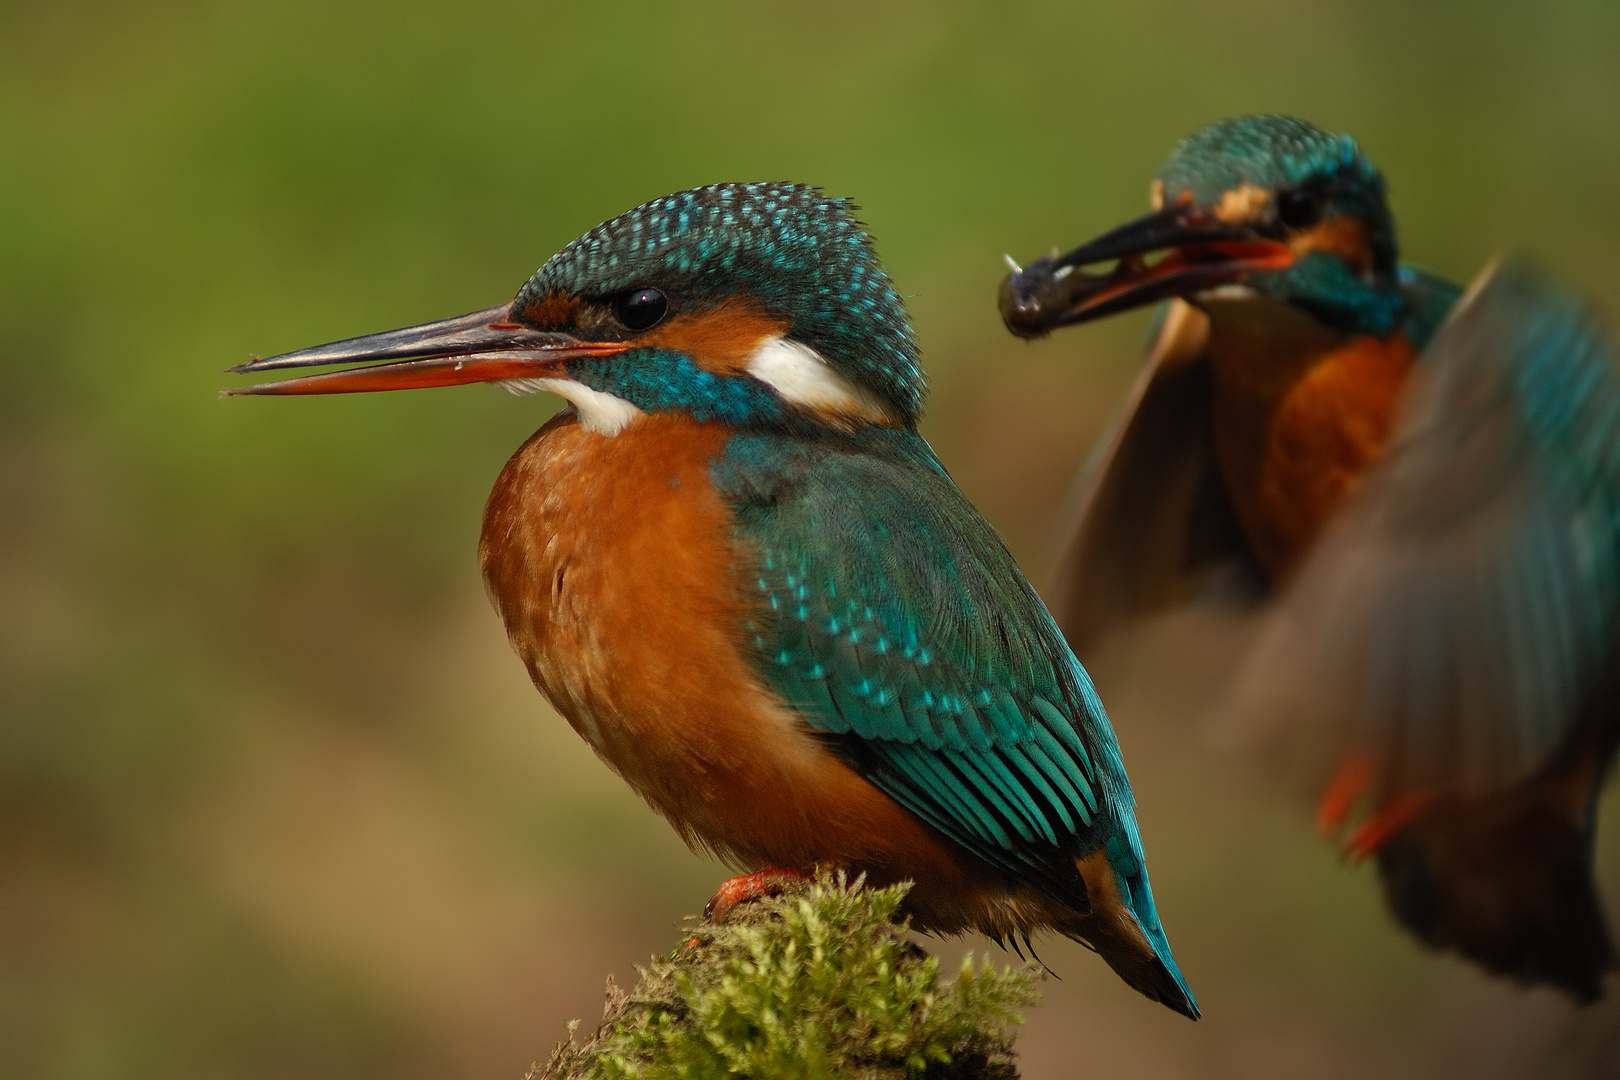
left=226, top=183, right=1198, bottom=1018
left=999, top=115, right=1620, bottom=1002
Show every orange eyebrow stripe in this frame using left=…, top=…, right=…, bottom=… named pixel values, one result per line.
left=638, top=299, right=791, bottom=375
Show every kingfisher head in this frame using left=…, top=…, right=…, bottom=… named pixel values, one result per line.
left=1001, top=115, right=1405, bottom=338
left=227, top=183, right=923, bottom=433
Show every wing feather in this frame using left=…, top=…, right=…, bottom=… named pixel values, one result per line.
left=1046, top=300, right=1264, bottom=654
left=717, top=428, right=1133, bottom=899
left=1230, top=257, right=1620, bottom=796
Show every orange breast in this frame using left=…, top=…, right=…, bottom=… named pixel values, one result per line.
left=1203, top=296, right=1415, bottom=581
left=477, top=409, right=1000, bottom=922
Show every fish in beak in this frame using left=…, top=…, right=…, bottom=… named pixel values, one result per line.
left=999, top=203, right=1296, bottom=338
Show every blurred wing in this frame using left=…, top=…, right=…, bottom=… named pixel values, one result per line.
left=718, top=429, right=1127, bottom=900
left=1048, top=300, right=1263, bottom=655
left=1232, top=257, right=1620, bottom=796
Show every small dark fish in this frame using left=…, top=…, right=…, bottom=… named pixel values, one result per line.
left=998, top=253, right=1072, bottom=339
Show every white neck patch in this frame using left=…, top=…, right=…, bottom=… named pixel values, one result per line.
left=744, top=336, right=894, bottom=426
left=502, top=377, right=645, bottom=436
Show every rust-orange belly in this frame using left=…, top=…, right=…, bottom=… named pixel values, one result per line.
left=1202, top=296, right=1415, bottom=581
left=476, top=409, right=1012, bottom=929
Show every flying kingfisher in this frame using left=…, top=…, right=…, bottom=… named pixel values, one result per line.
left=999, top=116, right=1620, bottom=1002
left=226, top=183, right=1198, bottom=1018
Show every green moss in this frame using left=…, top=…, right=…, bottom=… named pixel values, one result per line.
left=535, top=873, right=1041, bottom=1080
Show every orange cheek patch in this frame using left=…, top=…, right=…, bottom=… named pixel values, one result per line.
left=1291, top=216, right=1375, bottom=274
left=521, top=292, right=586, bottom=328
left=638, top=299, right=791, bottom=375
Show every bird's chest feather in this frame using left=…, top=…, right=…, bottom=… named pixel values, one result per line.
left=480, top=414, right=764, bottom=789
left=474, top=409, right=984, bottom=883
left=477, top=409, right=846, bottom=852
left=1202, top=295, right=1415, bottom=582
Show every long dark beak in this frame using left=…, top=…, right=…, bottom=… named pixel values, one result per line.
left=999, top=205, right=1295, bottom=338
left=224, top=302, right=627, bottom=396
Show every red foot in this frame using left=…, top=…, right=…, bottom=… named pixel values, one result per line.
left=1346, top=791, right=1429, bottom=861
left=705, top=865, right=810, bottom=921
left=1317, top=755, right=1376, bottom=836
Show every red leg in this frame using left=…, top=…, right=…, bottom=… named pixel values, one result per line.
left=1317, top=754, right=1376, bottom=836
left=705, top=865, right=811, bottom=921
left=1346, top=791, right=1429, bottom=861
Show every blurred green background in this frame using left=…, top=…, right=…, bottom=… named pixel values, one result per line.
left=3, top=1, right=1619, bottom=1077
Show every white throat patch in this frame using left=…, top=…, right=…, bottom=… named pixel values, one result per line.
left=744, top=336, right=893, bottom=425
left=502, top=377, right=645, bottom=436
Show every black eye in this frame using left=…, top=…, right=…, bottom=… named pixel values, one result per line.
left=1276, top=188, right=1323, bottom=230
left=613, top=287, right=668, bottom=331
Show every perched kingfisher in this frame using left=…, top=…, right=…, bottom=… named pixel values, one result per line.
left=226, top=183, right=1198, bottom=1017
left=999, top=116, right=1620, bottom=1002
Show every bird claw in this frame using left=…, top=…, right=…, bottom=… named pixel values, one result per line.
left=1345, top=792, right=1429, bottom=861
left=1317, top=755, right=1430, bottom=859
left=704, top=865, right=810, bottom=921
left=1316, top=755, right=1377, bottom=836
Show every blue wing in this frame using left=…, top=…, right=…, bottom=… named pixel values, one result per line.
left=713, top=428, right=1134, bottom=898
left=1231, top=257, right=1620, bottom=796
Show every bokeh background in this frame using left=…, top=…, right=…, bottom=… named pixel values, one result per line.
left=4, top=1, right=1620, bottom=1077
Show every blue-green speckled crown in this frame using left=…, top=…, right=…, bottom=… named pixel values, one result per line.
left=1158, top=117, right=1372, bottom=204
left=516, top=183, right=924, bottom=421
left=1157, top=116, right=1405, bottom=335
left=1160, top=116, right=1395, bottom=272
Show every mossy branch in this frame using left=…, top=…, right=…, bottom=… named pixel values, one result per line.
left=531, top=873, right=1042, bottom=1080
